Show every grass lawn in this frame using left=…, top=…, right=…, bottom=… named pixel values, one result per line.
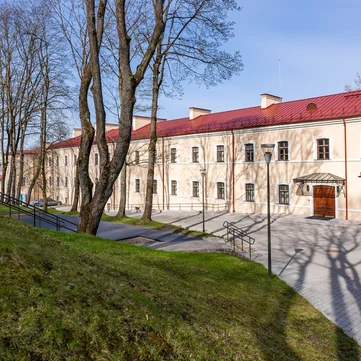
left=0, top=216, right=360, bottom=360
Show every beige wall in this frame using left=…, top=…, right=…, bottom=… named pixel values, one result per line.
left=18, top=116, right=361, bottom=221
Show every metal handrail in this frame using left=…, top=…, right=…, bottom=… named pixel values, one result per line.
left=125, top=202, right=229, bottom=212
left=223, top=221, right=255, bottom=259
left=0, top=192, right=77, bottom=232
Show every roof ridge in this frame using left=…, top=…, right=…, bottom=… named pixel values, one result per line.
left=277, top=89, right=361, bottom=105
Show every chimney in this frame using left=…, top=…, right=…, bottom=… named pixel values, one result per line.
left=72, top=128, right=82, bottom=138
left=132, top=116, right=166, bottom=130
left=189, top=107, right=211, bottom=120
left=105, top=123, right=118, bottom=132
left=261, top=93, right=282, bottom=109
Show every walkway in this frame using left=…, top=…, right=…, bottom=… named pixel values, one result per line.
left=19, top=212, right=231, bottom=252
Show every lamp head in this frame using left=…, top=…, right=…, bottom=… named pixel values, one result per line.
left=199, top=168, right=206, bottom=176
left=261, top=143, right=275, bottom=154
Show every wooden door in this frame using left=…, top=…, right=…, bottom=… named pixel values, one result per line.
left=313, top=186, right=335, bottom=217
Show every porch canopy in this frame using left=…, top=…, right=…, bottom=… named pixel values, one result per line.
left=293, top=173, right=345, bottom=196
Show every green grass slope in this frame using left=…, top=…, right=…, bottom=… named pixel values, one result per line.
left=0, top=216, right=360, bottom=361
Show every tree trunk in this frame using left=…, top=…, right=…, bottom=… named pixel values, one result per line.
left=71, top=163, right=80, bottom=212
left=16, top=133, right=26, bottom=201
left=116, top=163, right=127, bottom=218
left=77, top=0, right=165, bottom=235
left=142, top=42, right=163, bottom=221
left=41, top=153, right=48, bottom=212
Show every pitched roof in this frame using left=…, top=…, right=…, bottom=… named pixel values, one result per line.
left=51, top=90, right=361, bottom=149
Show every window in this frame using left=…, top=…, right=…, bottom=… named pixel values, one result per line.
left=56, top=177, right=60, bottom=187
left=217, top=145, right=225, bottom=162
left=22, top=177, right=26, bottom=187
left=245, top=143, right=254, bottom=162
left=154, top=149, right=158, bottom=162
left=95, top=153, right=99, bottom=166
left=217, top=182, right=225, bottom=199
left=135, top=150, right=140, bottom=164
left=135, top=179, right=140, bottom=193
left=317, top=138, right=330, bottom=160
left=192, top=181, right=199, bottom=197
left=170, top=148, right=177, bottom=163
left=171, top=180, right=177, bottom=196
left=192, top=147, right=199, bottom=163
left=73, top=154, right=77, bottom=165
left=245, top=183, right=255, bottom=202
left=48, top=157, right=52, bottom=167
left=65, top=155, right=68, bottom=166
left=65, top=177, right=68, bottom=187
left=278, top=141, right=289, bottom=161
left=153, top=179, right=157, bottom=194
left=56, top=156, right=59, bottom=166
left=279, top=185, right=289, bottom=204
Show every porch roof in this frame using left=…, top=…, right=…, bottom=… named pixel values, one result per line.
left=293, top=173, right=345, bottom=185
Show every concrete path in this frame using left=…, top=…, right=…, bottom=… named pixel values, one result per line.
left=24, top=207, right=361, bottom=345
left=19, top=212, right=231, bottom=252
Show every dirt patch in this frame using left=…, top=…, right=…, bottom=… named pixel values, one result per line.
left=122, top=237, right=155, bottom=245
left=159, top=224, right=183, bottom=234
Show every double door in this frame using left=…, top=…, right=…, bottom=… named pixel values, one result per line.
left=313, top=185, right=335, bottom=218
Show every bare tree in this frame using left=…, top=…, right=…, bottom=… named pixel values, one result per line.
left=142, top=0, right=243, bottom=221
left=345, top=73, right=361, bottom=91
left=71, top=0, right=166, bottom=235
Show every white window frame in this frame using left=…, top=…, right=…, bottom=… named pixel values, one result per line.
left=214, top=180, right=226, bottom=200
left=313, top=135, right=332, bottom=161
left=135, top=178, right=140, bottom=193
left=170, top=179, right=178, bottom=196
left=169, top=146, right=177, bottom=163
left=275, top=182, right=291, bottom=205
left=275, top=138, right=291, bottom=161
left=152, top=179, right=158, bottom=194
left=190, top=145, right=200, bottom=163
left=214, top=144, right=225, bottom=163
left=243, top=141, right=256, bottom=162
left=243, top=181, right=256, bottom=202
left=190, top=179, right=200, bottom=197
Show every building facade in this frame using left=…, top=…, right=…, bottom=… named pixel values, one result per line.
left=21, top=90, right=361, bottom=220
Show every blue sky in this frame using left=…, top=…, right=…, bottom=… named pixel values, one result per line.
left=155, top=0, right=361, bottom=120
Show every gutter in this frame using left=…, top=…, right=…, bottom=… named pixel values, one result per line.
left=342, top=118, right=349, bottom=220
left=162, top=137, right=165, bottom=211
left=231, top=130, right=235, bottom=212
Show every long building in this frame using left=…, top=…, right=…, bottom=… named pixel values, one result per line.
left=21, top=90, right=361, bottom=220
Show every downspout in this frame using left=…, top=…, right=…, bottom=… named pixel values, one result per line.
left=231, top=130, right=235, bottom=212
left=343, top=117, right=348, bottom=220
left=162, top=137, right=165, bottom=211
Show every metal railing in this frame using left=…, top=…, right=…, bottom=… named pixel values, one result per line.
left=223, top=221, right=255, bottom=259
left=124, top=202, right=229, bottom=212
left=0, top=192, right=77, bottom=233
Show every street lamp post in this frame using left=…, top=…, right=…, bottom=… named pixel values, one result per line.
left=261, top=143, right=275, bottom=279
left=200, top=168, right=206, bottom=233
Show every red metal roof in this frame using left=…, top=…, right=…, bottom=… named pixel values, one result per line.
left=51, top=90, right=361, bottom=149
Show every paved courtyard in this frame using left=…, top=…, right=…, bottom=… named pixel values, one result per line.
left=111, top=209, right=361, bottom=345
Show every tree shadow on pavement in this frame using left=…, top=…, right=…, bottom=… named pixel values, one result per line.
left=276, top=223, right=361, bottom=360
